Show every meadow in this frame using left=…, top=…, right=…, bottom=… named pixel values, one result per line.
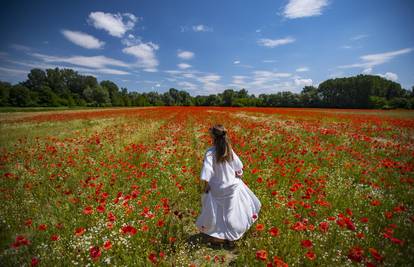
left=0, top=107, right=413, bottom=266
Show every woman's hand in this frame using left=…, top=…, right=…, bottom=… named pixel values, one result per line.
left=204, top=183, right=211, bottom=193
left=202, top=181, right=210, bottom=193
left=235, top=170, right=243, bottom=178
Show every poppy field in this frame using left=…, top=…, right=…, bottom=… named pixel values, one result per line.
left=0, top=107, right=413, bottom=266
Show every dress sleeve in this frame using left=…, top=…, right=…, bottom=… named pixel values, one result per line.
left=232, top=150, right=243, bottom=174
left=200, top=151, right=214, bottom=182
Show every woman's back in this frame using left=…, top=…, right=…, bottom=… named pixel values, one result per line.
left=201, top=146, right=243, bottom=187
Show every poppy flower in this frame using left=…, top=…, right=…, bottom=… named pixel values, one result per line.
left=301, top=239, right=313, bottom=249
left=305, top=251, right=316, bottom=260
left=256, top=224, right=264, bottom=231
left=38, top=224, right=47, bottom=231
left=121, top=225, right=137, bottom=235
left=75, top=227, right=86, bottom=236
left=369, top=248, right=383, bottom=262
left=256, top=250, right=267, bottom=261
left=269, top=227, right=280, bottom=237
left=31, top=257, right=40, bottom=266
left=348, top=246, right=364, bottom=262
left=90, top=246, right=101, bottom=261
left=83, top=206, right=93, bottom=215
left=148, top=253, right=157, bottom=264
left=103, top=240, right=112, bottom=250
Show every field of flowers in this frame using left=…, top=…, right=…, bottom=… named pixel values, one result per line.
left=0, top=107, right=413, bottom=266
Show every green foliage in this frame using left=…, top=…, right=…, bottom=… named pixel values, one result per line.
left=0, top=68, right=413, bottom=109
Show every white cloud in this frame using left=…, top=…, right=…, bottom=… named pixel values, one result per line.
left=122, top=42, right=159, bottom=72
left=283, top=0, right=329, bottom=19
left=351, top=34, right=368, bottom=41
left=233, top=60, right=240, bottom=64
left=296, top=67, right=309, bottom=72
left=339, top=48, right=413, bottom=69
left=6, top=57, right=131, bottom=76
left=378, top=72, right=398, bottom=81
left=10, top=44, right=31, bottom=51
left=197, top=74, right=221, bottom=83
left=88, top=11, right=137, bottom=37
left=0, top=66, right=28, bottom=76
left=262, top=59, right=277, bottom=63
left=31, top=53, right=129, bottom=69
left=257, top=37, right=295, bottom=48
left=192, top=24, right=213, bottom=32
left=178, top=81, right=198, bottom=91
left=232, top=75, right=247, bottom=84
left=121, top=34, right=142, bottom=46
left=362, top=67, right=372, bottom=74
left=177, top=50, right=194, bottom=60
left=61, top=30, right=105, bottom=49
left=294, top=78, right=313, bottom=87
left=178, top=63, right=191, bottom=69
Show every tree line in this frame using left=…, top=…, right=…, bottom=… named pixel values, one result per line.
left=1, top=68, right=413, bottom=109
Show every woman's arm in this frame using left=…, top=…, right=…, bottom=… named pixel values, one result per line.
left=202, top=180, right=210, bottom=193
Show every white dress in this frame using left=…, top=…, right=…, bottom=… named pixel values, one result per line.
left=196, top=146, right=261, bottom=241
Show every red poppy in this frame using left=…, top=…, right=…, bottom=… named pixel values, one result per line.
left=305, top=250, right=316, bottom=260
left=75, top=227, right=86, bottom=236
left=103, top=240, right=112, bottom=250
left=319, top=221, right=329, bottom=233
left=38, top=224, right=47, bottom=231
left=348, top=246, right=364, bottom=262
left=96, top=205, right=105, bottom=213
left=273, top=256, right=288, bottom=267
left=269, top=227, right=280, bottom=237
left=370, top=200, right=381, bottom=206
left=256, top=250, right=267, bottom=261
left=156, top=220, right=165, bottom=227
left=148, top=252, right=157, bottom=264
left=50, top=234, right=59, bottom=241
left=90, top=246, right=101, bottom=261
left=121, top=225, right=137, bottom=235
left=83, top=206, right=93, bottom=215
left=301, top=239, right=313, bottom=249
left=31, top=257, right=40, bottom=266
left=368, top=248, right=383, bottom=262
left=256, top=224, right=264, bottom=231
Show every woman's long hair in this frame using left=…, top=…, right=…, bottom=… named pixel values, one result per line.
left=209, top=124, right=233, bottom=163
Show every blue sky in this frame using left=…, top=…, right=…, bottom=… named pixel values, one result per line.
left=0, top=0, right=413, bottom=95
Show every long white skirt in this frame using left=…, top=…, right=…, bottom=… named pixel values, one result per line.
left=196, top=178, right=261, bottom=241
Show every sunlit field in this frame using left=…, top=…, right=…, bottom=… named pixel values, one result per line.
left=0, top=107, right=413, bottom=266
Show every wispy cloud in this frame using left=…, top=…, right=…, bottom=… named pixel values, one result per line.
left=294, top=78, right=313, bottom=86
left=350, top=34, right=369, bottom=41
left=257, top=37, right=295, bottom=48
left=10, top=44, right=31, bottom=51
left=61, top=30, right=105, bottom=49
left=122, top=42, right=159, bottom=72
left=177, top=63, right=191, bottom=69
left=339, top=48, right=413, bottom=69
left=192, top=24, right=213, bottom=32
left=180, top=25, right=213, bottom=32
left=296, top=67, right=309, bottom=72
left=31, top=53, right=129, bottom=69
left=377, top=72, right=398, bottom=81
left=283, top=0, right=329, bottom=19
left=88, top=12, right=138, bottom=37
left=177, top=50, right=194, bottom=60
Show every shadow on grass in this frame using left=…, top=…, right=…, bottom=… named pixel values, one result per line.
left=186, top=233, right=237, bottom=251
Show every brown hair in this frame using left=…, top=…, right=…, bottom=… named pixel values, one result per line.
left=209, top=124, right=233, bottom=163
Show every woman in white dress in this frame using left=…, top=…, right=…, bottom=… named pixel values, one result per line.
left=196, top=124, right=261, bottom=245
